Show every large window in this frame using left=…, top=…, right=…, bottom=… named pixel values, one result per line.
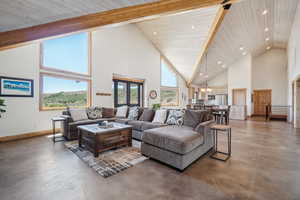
left=160, top=58, right=179, bottom=106
left=40, top=33, right=91, bottom=110
left=113, top=79, right=143, bottom=107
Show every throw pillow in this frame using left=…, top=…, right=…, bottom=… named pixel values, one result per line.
left=102, top=107, right=115, bottom=118
left=68, top=108, right=88, bottom=122
left=86, top=106, right=102, bottom=119
left=183, top=110, right=203, bottom=128
left=152, top=109, right=168, bottom=123
left=128, top=106, right=139, bottom=120
left=116, top=106, right=128, bottom=118
left=139, top=109, right=155, bottom=122
left=166, top=110, right=184, bottom=125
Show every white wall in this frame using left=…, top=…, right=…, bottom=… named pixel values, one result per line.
left=252, top=49, right=287, bottom=106
left=92, top=24, right=188, bottom=108
left=0, top=24, right=188, bottom=137
left=287, top=3, right=300, bottom=123
left=288, top=2, right=300, bottom=106
left=0, top=44, right=62, bottom=136
left=228, top=54, right=252, bottom=116
left=208, top=71, right=228, bottom=88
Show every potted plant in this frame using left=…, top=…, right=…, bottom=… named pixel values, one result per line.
left=0, top=98, right=6, bottom=118
left=152, top=103, right=161, bottom=111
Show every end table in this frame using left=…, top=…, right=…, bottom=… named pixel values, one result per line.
left=51, top=117, right=66, bottom=143
left=210, top=124, right=232, bottom=161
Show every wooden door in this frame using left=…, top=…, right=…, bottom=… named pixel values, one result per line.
left=232, top=89, right=246, bottom=105
left=253, top=90, right=271, bottom=116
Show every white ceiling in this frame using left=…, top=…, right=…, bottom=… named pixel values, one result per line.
left=136, top=5, right=221, bottom=81
left=0, top=0, right=158, bottom=32
left=193, top=0, right=299, bottom=85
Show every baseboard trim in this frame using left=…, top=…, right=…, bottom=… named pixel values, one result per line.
left=0, top=128, right=61, bottom=143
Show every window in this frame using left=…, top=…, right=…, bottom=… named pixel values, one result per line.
left=160, top=58, right=179, bottom=106
left=40, top=33, right=91, bottom=110
left=113, top=79, right=143, bottom=107
left=42, top=33, right=89, bottom=74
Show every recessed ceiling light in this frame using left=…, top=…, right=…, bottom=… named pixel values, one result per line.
left=199, top=72, right=203, bottom=76
left=264, top=27, right=269, bottom=32
left=205, top=75, right=209, bottom=78
left=222, top=64, right=226, bottom=68
left=262, top=9, right=268, bottom=15
left=217, top=61, right=222, bottom=65
left=242, top=52, right=247, bottom=56
left=153, top=31, right=157, bottom=35
left=239, top=46, right=244, bottom=51
left=266, top=46, right=271, bottom=50
left=265, top=37, right=270, bottom=41
left=191, top=25, right=195, bottom=29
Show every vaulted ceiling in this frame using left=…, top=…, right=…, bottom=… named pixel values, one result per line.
left=193, top=0, right=299, bottom=85
left=0, top=0, right=158, bottom=32
left=136, top=5, right=221, bottom=81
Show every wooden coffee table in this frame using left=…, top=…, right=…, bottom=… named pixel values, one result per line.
left=77, top=123, right=132, bottom=157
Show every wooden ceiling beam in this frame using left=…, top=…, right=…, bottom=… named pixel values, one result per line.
left=0, top=0, right=226, bottom=49
left=187, top=3, right=231, bottom=86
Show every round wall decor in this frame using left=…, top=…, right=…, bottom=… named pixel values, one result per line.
left=149, top=90, right=157, bottom=99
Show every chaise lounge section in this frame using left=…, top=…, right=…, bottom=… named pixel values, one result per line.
left=141, top=111, right=214, bottom=170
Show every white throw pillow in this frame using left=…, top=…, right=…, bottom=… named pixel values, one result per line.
left=152, top=109, right=167, bottom=123
left=116, top=106, right=128, bottom=118
left=69, top=108, right=88, bottom=121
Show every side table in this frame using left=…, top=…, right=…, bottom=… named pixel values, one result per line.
left=210, top=124, right=231, bottom=161
left=51, top=117, right=66, bottom=143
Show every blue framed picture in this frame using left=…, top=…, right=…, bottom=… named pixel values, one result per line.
left=0, top=76, right=34, bottom=97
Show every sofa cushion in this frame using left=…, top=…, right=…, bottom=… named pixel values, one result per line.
left=116, top=106, right=128, bottom=118
left=68, top=108, right=88, bottom=122
left=139, top=109, right=155, bottom=122
left=142, top=126, right=204, bottom=155
left=183, top=110, right=208, bottom=128
left=128, top=106, right=139, bottom=120
left=141, top=122, right=167, bottom=131
left=86, top=106, right=102, bottom=119
left=102, top=107, right=115, bottom=118
left=128, top=120, right=144, bottom=131
left=152, top=109, right=167, bottom=123
left=166, top=109, right=184, bottom=125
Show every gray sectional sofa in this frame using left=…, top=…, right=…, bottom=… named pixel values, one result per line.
left=61, top=106, right=214, bottom=170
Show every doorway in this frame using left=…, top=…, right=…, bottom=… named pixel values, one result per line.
left=232, top=88, right=246, bottom=105
left=253, top=89, right=272, bottom=116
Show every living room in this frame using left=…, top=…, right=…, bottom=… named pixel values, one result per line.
left=1, top=0, right=300, bottom=199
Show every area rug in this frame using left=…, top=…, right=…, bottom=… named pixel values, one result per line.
left=65, top=141, right=148, bottom=178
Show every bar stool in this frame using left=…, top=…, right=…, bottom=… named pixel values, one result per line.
left=210, top=124, right=232, bottom=161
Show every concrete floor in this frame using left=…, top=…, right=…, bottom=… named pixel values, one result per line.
left=0, top=119, right=300, bottom=200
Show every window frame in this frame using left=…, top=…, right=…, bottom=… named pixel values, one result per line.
left=160, top=57, right=179, bottom=107
left=39, top=32, right=92, bottom=111
left=113, top=79, right=144, bottom=108
left=40, top=33, right=91, bottom=77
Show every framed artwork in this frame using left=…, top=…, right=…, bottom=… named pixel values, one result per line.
left=149, top=90, right=157, bottom=100
left=0, top=76, right=34, bottom=97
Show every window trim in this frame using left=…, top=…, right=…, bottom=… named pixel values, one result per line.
left=39, top=32, right=92, bottom=111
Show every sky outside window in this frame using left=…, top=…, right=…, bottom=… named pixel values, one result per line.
left=43, top=32, right=88, bottom=74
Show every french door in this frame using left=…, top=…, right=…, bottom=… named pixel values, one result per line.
left=113, top=79, right=143, bottom=107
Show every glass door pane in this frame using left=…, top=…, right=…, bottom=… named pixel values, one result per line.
left=130, top=83, right=139, bottom=105
left=117, top=82, right=127, bottom=105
